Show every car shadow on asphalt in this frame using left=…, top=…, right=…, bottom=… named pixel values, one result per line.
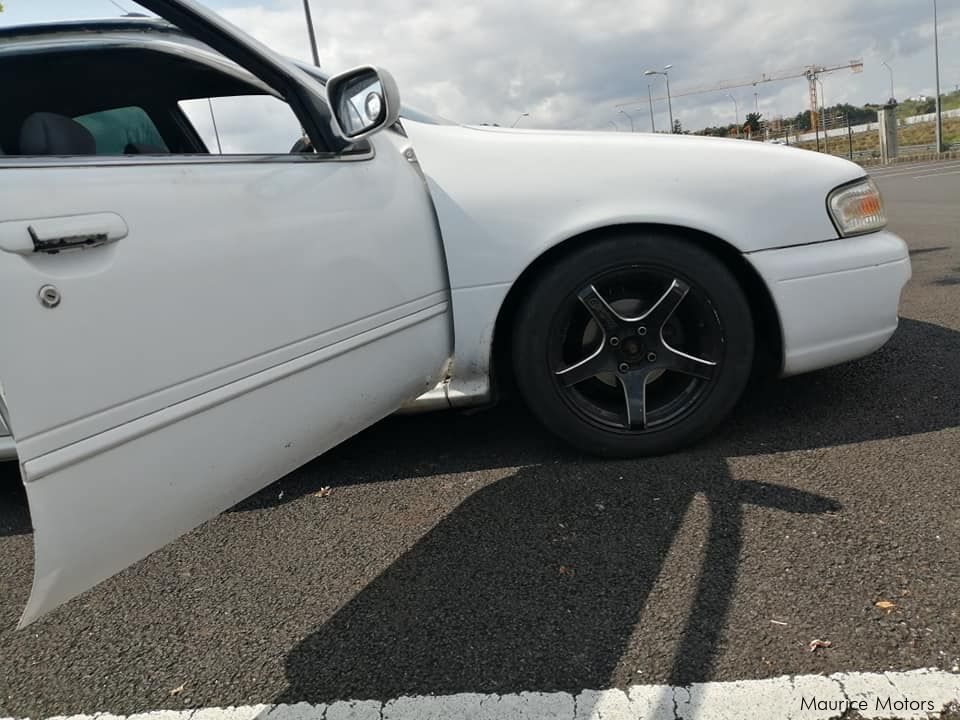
left=0, top=463, right=28, bottom=537
left=271, top=316, right=958, bottom=702
left=236, top=316, right=958, bottom=511
left=907, top=246, right=949, bottom=256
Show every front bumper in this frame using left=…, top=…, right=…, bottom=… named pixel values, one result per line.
left=747, top=230, right=911, bottom=377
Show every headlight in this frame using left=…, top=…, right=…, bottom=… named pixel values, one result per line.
left=827, top=178, right=887, bottom=237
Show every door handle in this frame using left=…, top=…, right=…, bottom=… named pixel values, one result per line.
left=0, top=213, right=128, bottom=255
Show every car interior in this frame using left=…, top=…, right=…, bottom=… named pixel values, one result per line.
left=0, top=45, right=283, bottom=156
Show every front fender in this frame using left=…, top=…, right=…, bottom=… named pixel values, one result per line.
left=405, top=122, right=862, bottom=291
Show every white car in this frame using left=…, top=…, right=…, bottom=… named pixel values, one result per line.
left=0, top=0, right=909, bottom=625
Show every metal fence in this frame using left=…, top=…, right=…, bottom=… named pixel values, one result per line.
left=786, top=108, right=960, bottom=143
left=851, top=142, right=960, bottom=161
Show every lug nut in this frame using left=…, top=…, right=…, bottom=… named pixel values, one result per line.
left=637, top=326, right=647, bottom=336
left=609, top=337, right=621, bottom=347
left=647, top=352, right=657, bottom=363
left=618, top=363, right=630, bottom=373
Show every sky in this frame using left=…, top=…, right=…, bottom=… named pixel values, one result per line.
left=2, top=0, right=958, bottom=133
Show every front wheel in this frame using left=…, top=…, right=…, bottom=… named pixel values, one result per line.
left=512, top=232, right=754, bottom=457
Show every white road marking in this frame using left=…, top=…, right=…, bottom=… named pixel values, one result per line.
left=874, top=161, right=960, bottom=175
left=913, top=169, right=960, bottom=180
left=3, top=669, right=958, bottom=720
left=871, top=161, right=960, bottom=179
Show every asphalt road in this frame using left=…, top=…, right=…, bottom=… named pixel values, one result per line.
left=1, top=160, right=958, bottom=718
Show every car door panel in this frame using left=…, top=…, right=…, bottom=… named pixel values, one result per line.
left=0, top=145, right=451, bottom=626
left=20, top=301, right=448, bottom=627
left=0, top=0, right=452, bottom=626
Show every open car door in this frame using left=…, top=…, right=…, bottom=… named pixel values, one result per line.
left=0, top=0, right=451, bottom=626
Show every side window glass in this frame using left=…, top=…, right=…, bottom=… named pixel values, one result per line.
left=179, top=95, right=307, bottom=155
left=74, top=106, right=169, bottom=154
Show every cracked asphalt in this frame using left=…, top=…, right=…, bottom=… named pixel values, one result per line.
left=1, top=160, right=958, bottom=718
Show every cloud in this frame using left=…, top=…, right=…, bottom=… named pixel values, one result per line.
left=9, top=0, right=955, bottom=134
left=210, top=0, right=958, bottom=133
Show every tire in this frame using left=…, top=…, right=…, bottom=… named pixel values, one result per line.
left=511, top=230, right=754, bottom=457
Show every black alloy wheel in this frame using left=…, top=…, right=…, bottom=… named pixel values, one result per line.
left=512, top=232, right=755, bottom=457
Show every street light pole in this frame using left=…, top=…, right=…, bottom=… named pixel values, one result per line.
left=608, top=120, right=618, bottom=131
left=726, top=94, right=740, bottom=137
left=511, top=112, right=529, bottom=128
left=644, top=65, right=674, bottom=132
left=618, top=109, right=635, bottom=132
left=881, top=60, right=895, bottom=103
left=647, top=85, right=656, bottom=133
left=933, top=0, right=943, bottom=151
left=302, top=0, right=320, bottom=66
left=664, top=68, right=674, bottom=132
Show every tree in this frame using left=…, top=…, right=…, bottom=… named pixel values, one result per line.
left=744, top=112, right=762, bottom=135
left=672, top=119, right=683, bottom=134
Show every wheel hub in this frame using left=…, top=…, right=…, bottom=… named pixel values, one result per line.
left=620, top=336, right=644, bottom=360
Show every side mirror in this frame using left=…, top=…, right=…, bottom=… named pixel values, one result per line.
left=326, top=66, right=401, bottom=141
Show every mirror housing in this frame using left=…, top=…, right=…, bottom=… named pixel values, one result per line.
left=326, top=66, right=401, bottom=141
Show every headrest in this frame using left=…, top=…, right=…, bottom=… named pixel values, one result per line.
left=20, top=112, right=96, bottom=155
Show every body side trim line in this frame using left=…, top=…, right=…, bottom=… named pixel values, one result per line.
left=450, top=280, right=513, bottom=292
left=742, top=237, right=838, bottom=254
left=0, top=151, right=373, bottom=169
left=777, top=257, right=907, bottom=283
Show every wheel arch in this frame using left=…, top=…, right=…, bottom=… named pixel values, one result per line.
left=490, top=223, right=784, bottom=397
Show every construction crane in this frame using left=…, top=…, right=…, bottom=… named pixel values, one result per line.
left=619, top=60, right=864, bottom=130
